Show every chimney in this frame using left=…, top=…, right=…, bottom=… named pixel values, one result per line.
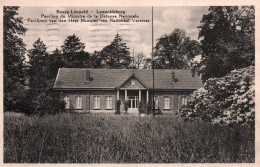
left=171, top=71, right=176, bottom=82
left=86, top=70, right=90, bottom=82
left=191, top=68, right=196, bottom=77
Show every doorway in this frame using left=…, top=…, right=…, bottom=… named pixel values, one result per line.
left=128, top=96, right=138, bottom=113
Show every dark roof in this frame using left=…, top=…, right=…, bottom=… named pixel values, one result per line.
left=53, top=68, right=203, bottom=90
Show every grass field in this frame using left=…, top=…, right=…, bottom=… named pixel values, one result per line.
left=4, top=112, right=254, bottom=163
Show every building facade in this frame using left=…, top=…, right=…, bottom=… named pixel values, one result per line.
left=53, top=68, right=203, bottom=114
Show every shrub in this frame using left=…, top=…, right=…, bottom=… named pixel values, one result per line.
left=138, top=102, right=145, bottom=114
left=179, top=66, right=255, bottom=126
left=115, top=100, right=121, bottom=115
left=123, top=100, right=129, bottom=114
left=147, top=102, right=152, bottom=114
left=156, top=107, right=163, bottom=115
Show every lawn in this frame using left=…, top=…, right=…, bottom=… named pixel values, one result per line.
left=4, top=112, right=254, bottom=163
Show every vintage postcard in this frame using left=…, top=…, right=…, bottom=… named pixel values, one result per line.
left=0, top=0, right=259, bottom=166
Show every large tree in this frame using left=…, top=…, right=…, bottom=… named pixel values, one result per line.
left=89, top=51, right=105, bottom=68
left=61, top=34, right=85, bottom=54
left=61, top=34, right=89, bottom=68
left=27, top=39, right=62, bottom=114
left=47, top=48, right=66, bottom=79
left=153, top=28, right=201, bottom=69
left=27, top=38, right=48, bottom=90
left=101, top=33, right=131, bottom=69
left=4, top=6, right=27, bottom=112
left=198, top=6, right=255, bottom=81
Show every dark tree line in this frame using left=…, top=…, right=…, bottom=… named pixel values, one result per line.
left=4, top=6, right=255, bottom=114
left=4, top=6, right=134, bottom=114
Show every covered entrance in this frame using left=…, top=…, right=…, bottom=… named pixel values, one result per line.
left=116, top=89, right=149, bottom=114
left=128, top=96, right=138, bottom=112
left=116, top=73, right=150, bottom=114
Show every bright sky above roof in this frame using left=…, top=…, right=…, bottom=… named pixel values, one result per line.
left=19, top=6, right=209, bottom=59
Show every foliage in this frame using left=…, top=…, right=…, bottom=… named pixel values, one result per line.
left=146, top=101, right=152, bottom=113
left=61, top=34, right=90, bottom=68
left=198, top=6, right=255, bottom=81
left=27, top=38, right=48, bottom=91
left=138, top=102, right=145, bottom=114
left=4, top=113, right=254, bottom=163
left=27, top=39, right=63, bottom=115
left=156, top=107, right=163, bottom=115
left=89, top=51, right=105, bottom=68
left=4, top=6, right=27, bottom=113
left=179, top=66, right=255, bottom=126
left=61, top=34, right=85, bottom=54
left=47, top=48, right=66, bottom=78
left=133, top=52, right=145, bottom=69
left=115, top=100, right=121, bottom=115
left=146, top=101, right=163, bottom=115
left=101, top=33, right=131, bottom=69
left=123, top=100, right=129, bottom=113
left=153, top=28, right=201, bottom=69
left=143, top=58, right=152, bottom=69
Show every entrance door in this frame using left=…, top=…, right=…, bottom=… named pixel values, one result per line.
left=128, top=96, right=138, bottom=113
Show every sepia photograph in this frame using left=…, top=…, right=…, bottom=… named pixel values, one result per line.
left=2, top=3, right=256, bottom=164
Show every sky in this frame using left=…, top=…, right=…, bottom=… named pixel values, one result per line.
left=18, top=6, right=209, bottom=59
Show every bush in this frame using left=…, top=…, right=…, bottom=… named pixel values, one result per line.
left=179, top=66, right=255, bottom=126
left=123, top=100, right=129, bottom=114
left=115, top=100, right=121, bottom=115
left=146, top=102, right=152, bottom=114
left=156, top=107, right=163, bottom=115
left=138, top=102, right=145, bottom=114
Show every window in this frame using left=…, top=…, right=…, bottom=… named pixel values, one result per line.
left=181, top=96, right=188, bottom=105
left=164, top=96, right=170, bottom=109
left=94, top=95, right=100, bottom=109
left=131, top=79, right=136, bottom=86
left=76, top=95, right=82, bottom=109
left=106, top=95, right=112, bottom=109
left=64, top=95, right=70, bottom=109
left=155, top=96, right=159, bottom=109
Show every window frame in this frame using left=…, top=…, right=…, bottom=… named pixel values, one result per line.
left=64, top=95, right=70, bottom=109
left=76, top=95, right=82, bottom=109
left=106, top=95, right=113, bottom=109
left=164, top=96, right=170, bottom=109
left=181, top=96, right=188, bottom=106
left=94, top=95, right=101, bottom=109
left=154, top=96, right=159, bottom=109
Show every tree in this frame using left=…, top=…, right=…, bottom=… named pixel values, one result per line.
left=89, top=51, right=105, bottom=68
left=101, top=33, right=131, bottom=69
left=27, top=40, right=62, bottom=114
left=198, top=6, right=255, bottom=81
left=133, top=52, right=145, bottom=69
left=61, top=34, right=89, bottom=68
left=61, top=34, right=85, bottom=54
left=47, top=48, right=66, bottom=79
left=4, top=6, right=27, bottom=112
left=143, top=58, right=152, bottom=69
left=27, top=38, right=48, bottom=90
left=153, top=28, right=201, bottom=69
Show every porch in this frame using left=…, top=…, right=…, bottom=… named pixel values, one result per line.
left=116, top=89, right=149, bottom=113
